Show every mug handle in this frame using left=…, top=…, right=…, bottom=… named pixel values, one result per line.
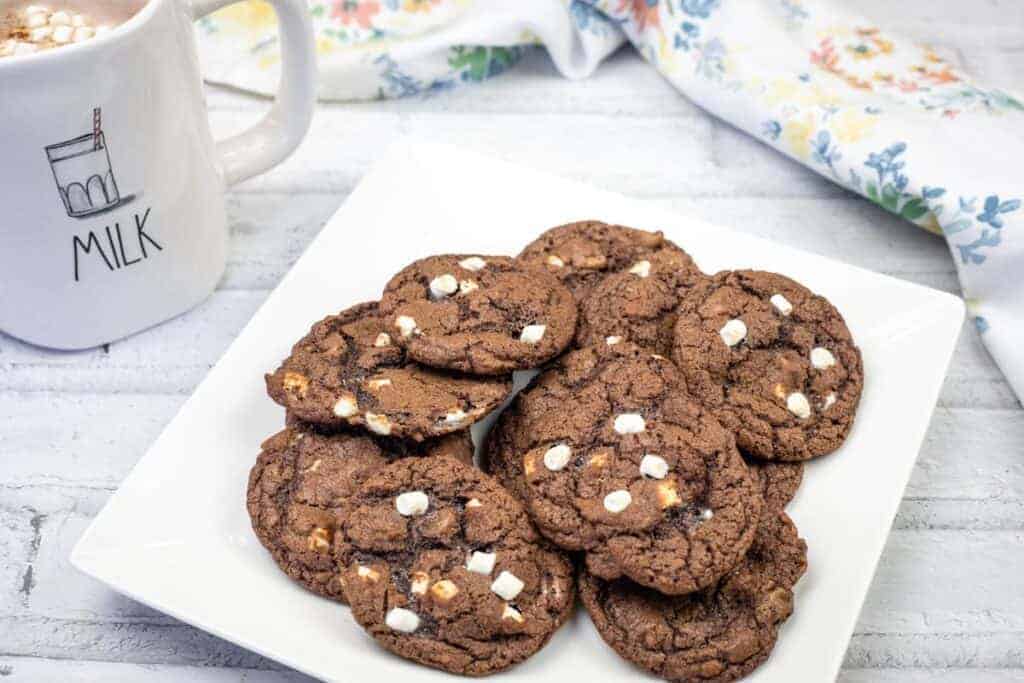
left=190, top=0, right=316, bottom=186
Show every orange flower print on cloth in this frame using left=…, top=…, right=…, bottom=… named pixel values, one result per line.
left=195, top=0, right=1024, bottom=400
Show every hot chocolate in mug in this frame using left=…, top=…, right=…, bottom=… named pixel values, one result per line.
left=0, top=0, right=315, bottom=349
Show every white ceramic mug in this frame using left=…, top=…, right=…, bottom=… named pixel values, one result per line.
left=0, top=0, right=316, bottom=349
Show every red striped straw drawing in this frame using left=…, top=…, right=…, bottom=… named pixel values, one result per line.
left=92, top=107, right=101, bottom=151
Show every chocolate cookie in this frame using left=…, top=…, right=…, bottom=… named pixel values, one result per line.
left=379, top=255, right=577, bottom=375
left=518, top=220, right=693, bottom=301
left=508, top=341, right=763, bottom=595
left=580, top=511, right=807, bottom=683
left=672, top=270, right=863, bottom=462
left=246, top=425, right=474, bottom=602
left=266, top=302, right=511, bottom=441
left=748, top=459, right=803, bottom=512
left=336, top=456, right=575, bottom=675
left=575, top=247, right=705, bottom=355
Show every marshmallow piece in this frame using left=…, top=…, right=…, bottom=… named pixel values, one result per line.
left=49, top=10, right=71, bottom=25
left=543, top=444, right=572, bottom=471
left=459, top=279, right=478, bottom=294
left=29, top=26, right=52, bottom=41
left=699, top=508, right=714, bottom=521
left=51, top=23, right=73, bottom=42
left=629, top=260, right=651, bottom=277
left=546, top=254, right=564, bottom=267
left=443, top=408, right=466, bottom=425
left=719, top=319, right=747, bottom=347
left=605, top=336, right=622, bottom=345
left=786, top=392, right=812, bottom=419
left=520, top=324, right=546, bottom=344
left=12, top=40, right=38, bottom=55
left=409, top=571, right=430, bottom=595
left=613, top=413, right=645, bottom=434
left=374, top=332, right=391, bottom=347
left=73, top=26, right=94, bottom=42
left=465, top=498, right=482, bottom=508
left=24, top=6, right=49, bottom=15
left=71, top=13, right=87, bottom=26
left=639, top=454, right=669, bottom=479
left=458, top=256, right=486, bottom=271
left=26, top=12, right=48, bottom=28
left=603, top=490, right=632, bottom=513
left=810, top=347, right=836, bottom=370
left=770, top=294, right=793, bottom=316
left=395, top=315, right=418, bottom=338
left=822, top=392, right=837, bottom=410
left=490, top=571, right=524, bottom=601
left=365, top=412, right=392, bottom=435
left=395, top=490, right=429, bottom=516
left=385, top=607, right=420, bottom=633
left=429, top=273, right=458, bottom=299
left=357, top=565, right=380, bottom=582
left=502, top=604, right=524, bottom=623
left=332, top=394, right=358, bottom=418
left=466, top=551, right=496, bottom=575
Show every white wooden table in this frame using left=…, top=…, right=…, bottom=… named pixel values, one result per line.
left=2, top=1, right=1022, bottom=680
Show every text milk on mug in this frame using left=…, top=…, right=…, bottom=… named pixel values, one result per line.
left=0, top=0, right=316, bottom=349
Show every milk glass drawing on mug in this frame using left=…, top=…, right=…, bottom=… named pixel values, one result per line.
left=45, top=107, right=132, bottom=218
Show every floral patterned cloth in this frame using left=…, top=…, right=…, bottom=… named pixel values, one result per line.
left=198, top=0, right=1024, bottom=401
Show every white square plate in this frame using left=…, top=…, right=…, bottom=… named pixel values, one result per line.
left=72, top=140, right=964, bottom=682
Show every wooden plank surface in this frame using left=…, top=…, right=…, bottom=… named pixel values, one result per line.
left=2, top=0, right=1022, bottom=680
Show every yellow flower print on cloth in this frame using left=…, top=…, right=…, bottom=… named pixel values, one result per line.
left=195, top=0, right=1024, bottom=400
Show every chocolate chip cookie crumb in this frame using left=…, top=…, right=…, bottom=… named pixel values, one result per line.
left=266, top=301, right=511, bottom=440
left=246, top=424, right=473, bottom=601
left=336, top=456, right=575, bottom=675
left=518, top=220, right=693, bottom=302
left=580, top=511, right=807, bottom=683
left=379, top=255, right=578, bottom=375
left=672, top=270, right=863, bottom=462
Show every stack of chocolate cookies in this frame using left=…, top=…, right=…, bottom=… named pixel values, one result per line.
left=247, top=221, right=864, bottom=680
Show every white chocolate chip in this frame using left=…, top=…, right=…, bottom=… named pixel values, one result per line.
left=546, top=254, right=564, bottom=267
left=603, top=490, right=632, bottom=513
left=466, top=498, right=482, bottom=508
left=430, top=579, right=459, bottom=602
left=520, top=325, right=546, bottom=344
left=605, top=336, right=622, bottom=345
left=613, top=413, right=645, bottom=435
left=810, top=347, right=836, bottom=370
left=366, top=378, right=392, bottom=390
left=395, top=315, right=418, bottom=338
left=51, top=24, right=73, bottom=43
left=502, top=604, right=524, bottom=623
left=429, top=273, right=458, bottom=299
left=332, top=394, right=358, bottom=418
left=699, top=508, right=714, bottom=521
left=639, top=454, right=669, bottom=479
left=443, top=408, right=467, bottom=425
left=770, top=294, right=793, bottom=316
left=786, top=392, right=812, bottom=419
left=307, top=527, right=330, bottom=552
left=458, top=256, right=487, bottom=271
left=409, top=571, right=430, bottom=595
left=395, top=491, right=429, bottom=516
left=629, top=260, right=651, bottom=278
left=719, top=319, right=748, bottom=347
left=374, top=332, right=391, bottom=347
left=357, top=565, right=380, bottom=582
left=823, top=392, right=837, bottom=410
left=72, top=26, right=94, bottom=42
left=385, top=607, right=420, bottom=633
left=49, top=10, right=70, bottom=25
left=490, top=571, right=524, bottom=601
left=365, top=412, right=392, bottom=435
left=466, top=551, right=496, bottom=575
left=459, top=279, right=479, bottom=294
left=543, top=444, right=572, bottom=471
